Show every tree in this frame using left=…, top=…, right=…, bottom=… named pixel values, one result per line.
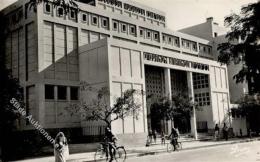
left=218, top=1, right=260, bottom=94
left=0, top=13, right=24, bottom=161
left=233, top=94, right=260, bottom=133
left=148, top=94, right=197, bottom=133
left=66, top=82, right=142, bottom=129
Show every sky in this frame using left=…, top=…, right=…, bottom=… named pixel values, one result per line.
left=0, top=0, right=257, bottom=30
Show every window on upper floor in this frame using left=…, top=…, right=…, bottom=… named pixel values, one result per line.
left=121, top=23, right=127, bottom=33
left=82, top=13, right=87, bottom=22
left=187, top=42, right=190, bottom=48
left=193, top=44, right=197, bottom=51
left=147, top=31, right=151, bottom=39
left=162, top=35, right=166, bottom=42
left=44, top=3, right=51, bottom=13
left=58, top=86, right=67, bottom=100
left=57, top=7, right=64, bottom=17
left=70, top=87, right=79, bottom=100
left=154, top=33, right=159, bottom=40
left=140, top=29, right=144, bottom=37
left=168, top=37, right=172, bottom=43
left=91, top=15, right=98, bottom=25
left=101, top=18, right=108, bottom=28
left=113, top=21, right=118, bottom=30
left=45, top=85, right=54, bottom=100
left=130, top=26, right=136, bottom=35
left=70, top=10, right=76, bottom=19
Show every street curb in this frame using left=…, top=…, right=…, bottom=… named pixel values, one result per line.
left=68, top=137, right=260, bottom=162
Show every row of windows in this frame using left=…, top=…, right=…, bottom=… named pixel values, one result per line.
left=195, top=92, right=210, bottom=106
left=193, top=73, right=209, bottom=89
left=45, top=85, right=79, bottom=101
left=162, top=34, right=179, bottom=47
left=43, top=3, right=213, bottom=56
left=199, top=44, right=212, bottom=55
left=182, top=39, right=197, bottom=51
left=140, top=27, right=159, bottom=42
left=112, top=20, right=136, bottom=36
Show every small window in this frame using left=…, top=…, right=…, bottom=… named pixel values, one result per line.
left=208, top=47, right=211, bottom=54
left=58, top=86, right=67, bottom=100
left=82, top=13, right=87, bottom=22
left=162, top=35, right=165, bottom=42
left=70, top=87, right=79, bottom=100
left=168, top=37, right=172, bottom=43
left=121, top=24, right=127, bottom=32
left=102, top=18, right=108, bottom=28
left=147, top=31, right=151, bottom=38
left=154, top=33, right=158, bottom=40
left=193, top=44, right=197, bottom=50
left=113, top=21, right=118, bottom=30
left=57, top=7, right=64, bottom=17
left=203, top=46, right=206, bottom=52
left=187, top=42, right=190, bottom=48
left=45, top=85, right=54, bottom=100
left=130, top=26, right=135, bottom=35
left=45, top=3, right=51, bottom=13
left=70, top=10, right=76, bottom=19
left=140, top=29, right=143, bottom=36
left=175, top=39, right=179, bottom=45
left=214, top=32, right=218, bottom=37
left=92, top=15, right=98, bottom=25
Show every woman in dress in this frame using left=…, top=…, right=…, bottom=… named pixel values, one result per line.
left=54, top=132, right=69, bottom=162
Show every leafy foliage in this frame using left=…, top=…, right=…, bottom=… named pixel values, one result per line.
left=66, top=82, right=142, bottom=128
left=149, top=94, right=197, bottom=122
left=218, top=1, right=260, bottom=93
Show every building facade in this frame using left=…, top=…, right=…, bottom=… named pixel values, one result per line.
left=2, top=0, right=233, bottom=144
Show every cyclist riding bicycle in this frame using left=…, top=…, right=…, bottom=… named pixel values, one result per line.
left=168, top=127, right=180, bottom=151
left=104, top=127, right=117, bottom=161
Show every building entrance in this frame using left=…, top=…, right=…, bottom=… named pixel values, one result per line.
left=145, top=65, right=191, bottom=134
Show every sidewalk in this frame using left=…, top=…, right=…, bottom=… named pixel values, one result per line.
left=13, top=137, right=260, bottom=162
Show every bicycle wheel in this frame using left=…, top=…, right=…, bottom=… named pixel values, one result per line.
left=94, top=148, right=106, bottom=162
left=177, top=142, right=182, bottom=150
left=115, top=146, right=126, bottom=162
left=167, top=143, right=174, bottom=152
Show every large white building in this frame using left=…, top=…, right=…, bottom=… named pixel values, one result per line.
left=2, top=0, right=243, bottom=145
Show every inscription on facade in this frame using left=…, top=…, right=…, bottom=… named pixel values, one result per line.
left=144, top=52, right=209, bottom=71
left=98, top=0, right=165, bottom=22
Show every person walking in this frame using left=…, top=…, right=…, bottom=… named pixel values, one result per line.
left=161, top=131, right=166, bottom=145
left=223, top=123, right=229, bottom=141
left=214, top=124, right=220, bottom=140
left=54, top=132, right=69, bottom=162
left=152, top=130, right=157, bottom=144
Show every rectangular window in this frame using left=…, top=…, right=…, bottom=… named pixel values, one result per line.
left=121, top=24, right=127, bottom=32
left=44, top=3, right=51, bottom=13
left=140, top=29, right=143, bottom=36
left=147, top=31, right=151, bottom=38
left=175, top=39, right=179, bottom=45
left=208, top=47, right=211, bottom=54
left=102, top=18, right=108, bottom=28
left=57, top=7, right=64, bottom=17
left=45, top=85, right=54, bottom=100
left=162, top=35, right=165, bottom=42
left=58, top=86, right=67, bottom=100
left=154, top=33, right=159, bottom=40
left=168, top=37, right=172, bottom=43
left=92, top=15, right=98, bottom=25
left=130, top=26, right=135, bottom=35
left=70, top=87, right=79, bottom=100
left=70, top=10, right=76, bottom=19
left=82, top=13, right=87, bottom=22
left=113, top=21, right=118, bottom=30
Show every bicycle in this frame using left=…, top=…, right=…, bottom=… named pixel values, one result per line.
left=94, top=141, right=126, bottom=162
left=167, top=138, right=182, bottom=152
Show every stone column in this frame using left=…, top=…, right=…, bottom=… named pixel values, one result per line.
left=187, top=71, right=198, bottom=140
left=164, top=68, right=173, bottom=134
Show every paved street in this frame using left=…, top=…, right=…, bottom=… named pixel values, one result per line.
left=126, top=141, right=260, bottom=162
